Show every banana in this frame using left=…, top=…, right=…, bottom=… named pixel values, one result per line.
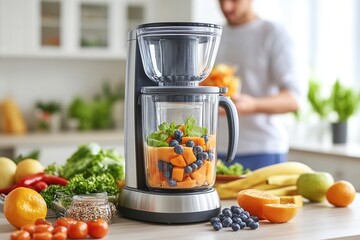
left=250, top=182, right=281, bottom=191
left=267, top=174, right=300, bottom=186
left=218, top=162, right=313, bottom=192
left=265, top=185, right=298, bottom=196
left=215, top=187, right=238, bottom=199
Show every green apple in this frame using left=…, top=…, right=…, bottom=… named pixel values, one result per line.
left=0, top=157, right=17, bottom=188
left=296, top=172, right=334, bottom=202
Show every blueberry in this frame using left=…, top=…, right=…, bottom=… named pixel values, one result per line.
left=195, top=159, right=203, bottom=168
left=222, top=217, right=233, bottom=228
left=250, top=216, right=259, bottom=222
left=239, top=213, right=248, bottom=221
left=232, top=207, right=243, bottom=215
left=169, top=139, right=179, bottom=147
left=213, top=222, right=222, bottom=231
left=190, top=163, right=198, bottom=171
left=202, top=135, right=209, bottom=143
left=210, top=217, right=221, bottom=225
left=193, top=145, right=203, bottom=154
left=222, top=208, right=232, bottom=218
left=157, top=160, right=165, bottom=171
left=208, top=152, right=215, bottom=161
left=239, top=222, right=246, bottom=229
left=168, top=179, right=177, bottom=187
left=198, top=151, right=209, bottom=161
left=162, top=170, right=171, bottom=178
left=230, top=205, right=238, bottom=212
left=218, top=213, right=225, bottom=221
left=162, top=163, right=173, bottom=178
left=243, top=211, right=250, bottom=218
left=184, top=165, right=193, bottom=173
left=231, top=223, right=240, bottom=231
left=248, top=221, right=259, bottom=230
left=174, top=145, right=184, bottom=154
left=186, top=140, right=195, bottom=147
left=174, top=129, right=183, bottom=139
left=232, top=217, right=242, bottom=224
left=244, top=218, right=254, bottom=226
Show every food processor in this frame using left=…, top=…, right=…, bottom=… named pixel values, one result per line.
left=118, top=22, right=239, bottom=223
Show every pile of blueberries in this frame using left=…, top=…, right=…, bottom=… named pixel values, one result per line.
left=210, top=206, right=259, bottom=231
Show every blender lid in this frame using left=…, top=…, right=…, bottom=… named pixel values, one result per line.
left=141, top=86, right=226, bottom=94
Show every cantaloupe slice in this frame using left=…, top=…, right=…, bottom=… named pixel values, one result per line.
left=172, top=167, right=184, bottom=182
left=147, top=146, right=177, bottom=162
left=170, top=155, right=187, bottom=167
left=177, top=179, right=196, bottom=188
left=204, top=161, right=215, bottom=185
left=191, top=164, right=208, bottom=186
left=182, top=147, right=196, bottom=165
left=182, top=137, right=205, bottom=146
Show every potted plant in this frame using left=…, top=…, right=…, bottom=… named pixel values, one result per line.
left=34, top=101, right=62, bottom=132
left=307, top=79, right=333, bottom=140
left=330, top=79, right=360, bottom=144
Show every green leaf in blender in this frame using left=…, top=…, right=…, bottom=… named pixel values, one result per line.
left=184, top=115, right=207, bottom=137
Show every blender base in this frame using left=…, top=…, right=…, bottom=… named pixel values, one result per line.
left=118, top=186, right=221, bottom=224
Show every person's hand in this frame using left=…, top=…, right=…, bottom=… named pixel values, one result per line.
left=232, top=94, right=257, bottom=115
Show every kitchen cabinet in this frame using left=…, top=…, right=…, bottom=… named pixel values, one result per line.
left=0, top=0, right=155, bottom=59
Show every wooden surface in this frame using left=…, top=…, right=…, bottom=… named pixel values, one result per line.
left=1, top=194, right=360, bottom=240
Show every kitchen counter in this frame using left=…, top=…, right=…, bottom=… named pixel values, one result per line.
left=1, top=194, right=359, bottom=240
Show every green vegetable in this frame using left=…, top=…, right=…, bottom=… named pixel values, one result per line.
left=331, top=79, right=360, bottom=122
left=308, top=80, right=332, bottom=119
left=216, top=161, right=250, bottom=175
left=41, top=173, right=119, bottom=208
left=146, top=116, right=207, bottom=147
left=45, top=143, right=125, bottom=181
left=14, top=150, right=41, bottom=164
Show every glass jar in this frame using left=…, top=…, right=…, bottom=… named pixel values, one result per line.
left=65, top=193, right=116, bottom=223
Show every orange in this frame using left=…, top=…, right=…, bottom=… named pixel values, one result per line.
left=15, top=159, right=44, bottom=182
left=4, top=187, right=47, bottom=229
left=263, top=203, right=299, bottom=223
left=326, top=180, right=356, bottom=207
left=237, top=189, right=280, bottom=219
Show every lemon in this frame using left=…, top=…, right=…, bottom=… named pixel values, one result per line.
left=0, top=157, right=17, bottom=188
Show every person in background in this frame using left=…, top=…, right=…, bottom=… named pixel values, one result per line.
left=216, top=0, right=303, bottom=170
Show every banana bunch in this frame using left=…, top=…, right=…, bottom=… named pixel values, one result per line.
left=215, top=162, right=313, bottom=199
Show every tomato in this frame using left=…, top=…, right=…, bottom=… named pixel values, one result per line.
left=35, top=219, right=52, bottom=226
left=52, top=226, right=67, bottom=235
left=34, top=224, right=54, bottom=233
left=52, top=232, right=67, bottom=240
left=87, top=218, right=109, bottom=239
left=67, top=220, right=88, bottom=239
left=32, top=232, right=52, bottom=240
left=20, top=224, right=35, bottom=236
left=54, top=217, right=76, bottom=229
left=10, top=230, right=31, bottom=240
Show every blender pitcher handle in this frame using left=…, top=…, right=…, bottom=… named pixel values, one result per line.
left=219, top=96, right=239, bottom=163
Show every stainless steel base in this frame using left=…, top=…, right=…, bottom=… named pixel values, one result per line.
left=118, top=187, right=221, bottom=223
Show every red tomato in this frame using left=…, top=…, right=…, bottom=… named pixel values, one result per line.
left=54, top=217, right=76, bottom=229
left=52, top=232, right=67, bottom=240
left=52, top=226, right=67, bottom=235
left=67, top=220, right=88, bottom=239
left=34, top=224, right=54, bottom=233
left=20, top=224, right=35, bottom=236
left=35, top=219, right=52, bottom=226
left=87, top=218, right=109, bottom=239
left=32, top=232, right=52, bottom=240
left=10, top=230, right=31, bottom=240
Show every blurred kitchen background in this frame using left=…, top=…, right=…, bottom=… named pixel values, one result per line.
left=1, top=0, right=360, bottom=189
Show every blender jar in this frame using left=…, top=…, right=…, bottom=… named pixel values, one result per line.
left=142, top=86, right=237, bottom=190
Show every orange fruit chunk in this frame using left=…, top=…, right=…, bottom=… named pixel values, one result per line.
left=4, top=187, right=47, bottom=229
left=263, top=203, right=299, bottom=223
left=280, top=195, right=303, bottom=208
left=237, top=189, right=280, bottom=219
left=326, top=180, right=356, bottom=207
